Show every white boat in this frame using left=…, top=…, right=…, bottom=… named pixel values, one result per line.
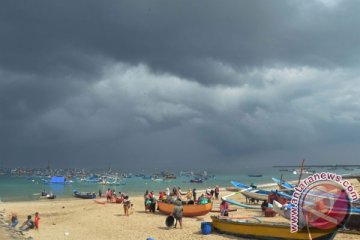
left=272, top=200, right=291, bottom=219
left=152, top=177, right=164, bottom=182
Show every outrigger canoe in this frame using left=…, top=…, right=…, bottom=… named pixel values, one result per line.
left=241, top=189, right=270, bottom=201
left=211, top=216, right=337, bottom=240
left=157, top=201, right=212, bottom=217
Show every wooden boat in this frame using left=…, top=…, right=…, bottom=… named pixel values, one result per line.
left=73, top=190, right=97, bottom=199
left=211, top=216, right=337, bottom=239
left=241, top=189, right=270, bottom=201
left=157, top=201, right=212, bottom=217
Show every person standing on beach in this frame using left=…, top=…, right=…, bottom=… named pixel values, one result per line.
left=172, top=201, right=183, bottom=229
left=192, top=188, right=196, bottom=202
left=215, top=186, right=220, bottom=200
left=34, top=212, right=40, bottom=230
left=106, top=188, right=112, bottom=202
left=123, top=196, right=130, bottom=216
left=165, top=187, right=170, bottom=197
left=144, top=190, right=150, bottom=211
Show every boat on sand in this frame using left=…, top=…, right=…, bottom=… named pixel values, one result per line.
left=157, top=201, right=212, bottom=217
left=241, top=189, right=270, bottom=201
left=211, top=215, right=337, bottom=239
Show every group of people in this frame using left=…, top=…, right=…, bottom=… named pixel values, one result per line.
left=9, top=212, right=40, bottom=232
left=144, top=190, right=157, bottom=213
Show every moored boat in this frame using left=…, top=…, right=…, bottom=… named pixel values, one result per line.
left=190, top=178, right=203, bottom=183
left=211, top=215, right=337, bottom=239
left=73, top=190, right=97, bottom=199
left=248, top=174, right=263, bottom=177
left=157, top=201, right=212, bottom=217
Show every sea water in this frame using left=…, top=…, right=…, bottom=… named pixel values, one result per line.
left=0, top=166, right=357, bottom=202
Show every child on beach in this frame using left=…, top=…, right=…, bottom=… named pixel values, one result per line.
left=34, top=212, right=40, bottom=230
left=9, top=213, right=18, bottom=228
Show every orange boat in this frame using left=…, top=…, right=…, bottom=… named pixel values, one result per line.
left=157, top=201, right=213, bottom=217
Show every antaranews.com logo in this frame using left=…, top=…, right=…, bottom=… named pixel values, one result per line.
left=290, top=172, right=358, bottom=233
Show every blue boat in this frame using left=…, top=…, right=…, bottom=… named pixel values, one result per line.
left=73, top=190, right=96, bottom=199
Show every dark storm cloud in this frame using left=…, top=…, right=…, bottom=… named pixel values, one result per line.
left=2, top=1, right=360, bottom=84
left=1, top=0, right=360, bottom=169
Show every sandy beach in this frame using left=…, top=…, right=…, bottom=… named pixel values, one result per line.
left=1, top=181, right=360, bottom=240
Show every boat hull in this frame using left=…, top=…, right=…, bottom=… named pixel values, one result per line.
left=241, top=190, right=269, bottom=201
left=157, top=201, right=212, bottom=217
left=211, top=216, right=336, bottom=240
left=73, top=191, right=96, bottom=199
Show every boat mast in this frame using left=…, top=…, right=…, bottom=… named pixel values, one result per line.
left=297, top=159, right=305, bottom=185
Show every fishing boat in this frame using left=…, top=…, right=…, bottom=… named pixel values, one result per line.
left=272, top=177, right=295, bottom=190
left=39, top=191, right=56, bottom=200
left=211, top=216, right=337, bottom=239
left=157, top=201, right=212, bottom=217
left=241, top=189, right=270, bottom=201
left=73, top=190, right=97, bottom=199
left=190, top=178, right=203, bottom=183
left=248, top=174, right=263, bottom=177
left=272, top=200, right=291, bottom=219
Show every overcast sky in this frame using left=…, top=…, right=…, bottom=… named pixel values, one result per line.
left=1, top=0, right=360, bottom=171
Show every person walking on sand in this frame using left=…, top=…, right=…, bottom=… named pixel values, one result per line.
left=34, top=212, right=40, bottom=230
left=215, top=185, right=220, bottom=200
left=172, top=200, right=183, bottom=229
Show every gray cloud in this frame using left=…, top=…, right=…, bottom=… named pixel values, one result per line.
left=1, top=0, right=360, bottom=170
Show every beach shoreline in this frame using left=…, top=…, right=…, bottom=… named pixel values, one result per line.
left=0, top=180, right=359, bottom=240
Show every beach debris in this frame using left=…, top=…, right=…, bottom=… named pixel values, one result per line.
left=64, top=231, right=70, bottom=236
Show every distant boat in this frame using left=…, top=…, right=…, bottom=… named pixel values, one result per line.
left=151, top=177, right=164, bottom=182
left=211, top=216, right=337, bottom=239
left=39, top=191, right=56, bottom=200
left=248, top=174, right=262, bottom=177
left=73, top=190, right=96, bottom=199
left=157, top=201, right=212, bottom=217
left=163, top=174, right=176, bottom=179
left=190, top=178, right=203, bottom=183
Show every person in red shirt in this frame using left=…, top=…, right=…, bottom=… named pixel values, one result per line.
left=220, top=199, right=229, bottom=216
left=34, top=212, right=40, bottom=230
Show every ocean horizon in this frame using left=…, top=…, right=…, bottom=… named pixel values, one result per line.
left=0, top=166, right=358, bottom=202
